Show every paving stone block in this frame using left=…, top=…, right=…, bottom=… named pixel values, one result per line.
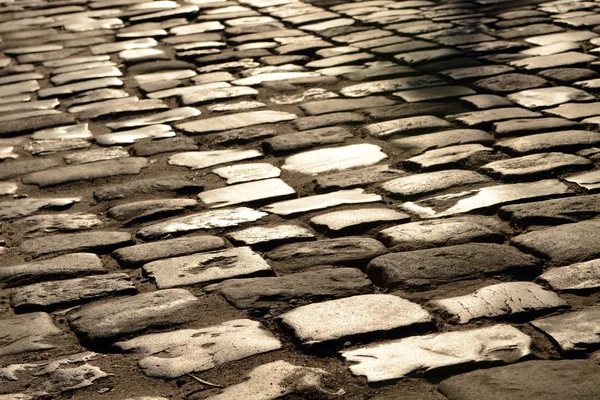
left=381, top=169, right=490, bottom=199
left=20, top=231, right=133, bottom=257
left=13, top=213, right=102, bottom=236
left=310, top=207, right=410, bottom=235
left=480, top=152, right=592, bottom=180
left=0, top=312, right=63, bottom=356
left=225, top=224, right=315, bottom=248
left=540, top=259, right=600, bottom=291
left=168, top=149, right=263, bottom=170
left=0, top=197, right=80, bottom=220
left=532, top=306, right=600, bottom=353
left=315, top=165, right=405, bottom=192
left=212, top=163, right=281, bottom=184
left=114, top=319, right=282, bottom=378
left=341, top=325, right=531, bottom=382
left=281, top=144, right=387, bottom=175
left=199, top=178, right=296, bottom=208
left=94, top=177, right=203, bottom=201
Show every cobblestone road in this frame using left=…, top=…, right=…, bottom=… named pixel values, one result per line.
left=2, top=0, right=600, bottom=398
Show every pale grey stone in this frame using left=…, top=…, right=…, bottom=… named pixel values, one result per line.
left=279, top=294, right=431, bottom=345
left=10, top=273, right=136, bottom=312
left=0, top=197, right=80, bottom=220
left=509, top=52, right=596, bottom=70
left=378, top=216, right=507, bottom=252
left=105, top=107, right=201, bottom=130
left=95, top=124, right=175, bottom=145
left=532, top=306, right=600, bottom=353
left=431, top=282, right=567, bottom=323
left=206, top=360, right=333, bottom=400
left=0, top=80, right=40, bottom=97
left=544, top=103, right=600, bottom=119
left=480, top=152, right=592, bottom=179
left=300, top=96, right=395, bottom=115
left=0, top=182, right=18, bottom=196
left=540, top=259, right=600, bottom=291
left=0, top=253, right=105, bottom=288
left=381, top=170, right=490, bottom=199
left=406, top=144, right=493, bottom=170
left=496, top=130, right=600, bottom=155
left=176, top=110, right=296, bottom=134
left=565, top=169, right=600, bottom=191
left=311, top=207, right=409, bottom=234
left=32, top=124, right=93, bottom=140
left=169, top=149, right=263, bottom=170
left=206, top=268, right=370, bottom=309
left=64, top=147, right=129, bottom=164
left=199, top=178, right=296, bottom=208
left=363, top=116, right=452, bottom=139
left=315, top=164, right=405, bottom=192
left=448, top=108, right=542, bottom=126
left=94, top=177, right=203, bottom=201
left=134, top=69, right=197, bottom=84
left=91, top=37, right=157, bottom=55
left=281, top=144, right=387, bottom=175
left=507, top=86, right=595, bottom=108
left=51, top=66, right=123, bottom=85
left=37, top=77, right=124, bottom=98
left=402, top=180, right=570, bottom=219
left=212, top=163, right=280, bottom=184
left=115, top=319, right=281, bottom=378
left=341, top=325, right=531, bottom=382
left=181, top=86, right=258, bottom=105
left=13, top=213, right=102, bottom=236
left=262, top=189, right=382, bottom=216
left=107, top=199, right=197, bottom=223
left=68, top=289, right=201, bottom=341
left=137, top=207, right=268, bottom=240
left=144, top=246, right=273, bottom=288
left=24, top=139, right=91, bottom=156
left=226, top=224, right=315, bottom=248
left=0, top=312, right=62, bottom=356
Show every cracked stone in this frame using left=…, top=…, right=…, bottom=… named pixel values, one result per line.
left=206, top=267, right=371, bottom=309
left=68, top=288, right=201, bottom=342
left=532, top=306, right=600, bottom=353
left=340, top=75, right=446, bottom=97
left=143, top=246, right=273, bottom=288
left=114, top=319, right=281, bottom=378
left=279, top=294, right=432, bottom=345
left=341, top=324, right=531, bottom=382
left=367, top=243, right=540, bottom=289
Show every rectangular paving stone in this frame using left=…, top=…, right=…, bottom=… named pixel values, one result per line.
left=310, top=207, right=409, bottom=235
left=565, top=169, right=600, bottom=191
left=479, top=152, right=592, bottom=180
left=0, top=312, right=63, bottom=356
left=506, top=86, right=594, bottom=108
left=532, top=306, right=600, bottom=353
left=206, top=267, right=372, bottom=309
left=526, top=31, right=598, bottom=46
left=402, top=180, right=570, bottom=219
left=431, top=282, right=567, bottom=324
left=21, top=158, right=148, bottom=187
left=391, top=129, right=494, bottom=157
left=448, top=108, right=542, bottom=126
left=10, top=273, right=136, bottom=312
left=105, top=107, right=201, bottom=130
left=545, top=102, right=600, bottom=120
left=0, top=197, right=80, bottom=220
left=20, top=231, right=133, bottom=258
left=93, top=176, right=203, bottom=201
left=493, top=117, right=579, bottom=137
left=107, top=199, right=197, bottom=224
left=363, top=115, right=452, bottom=138
left=168, top=149, right=263, bottom=170
left=540, top=259, right=600, bottom=292
left=381, top=170, right=490, bottom=199
left=394, top=85, right=474, bottom=102
left=340, top=75, right=446, bottom=97
left=176, top=110, right=296, bottom=134
left=13, top=212, right=103, bottom=236
left=37, top=78, right=124, bottom=98
left=114, top=319, right=281, bottom=378
left=495, top=130, right=600, bottom=155
left=314, top=165, right=405, bottom=192
left=511, top=219, right=600, bottom=266
left=279, top=294, right=431, bottom=345
left=95, top=124, right=175, bottom=145
left=341, top=325, right=531, bottom=382
left=199, top=178, right=296, bottom=208
left=0, top=114, right=77, bottom=137
left=300, top=96, right=395, bottom=115
left=143, top=246, right=273, bottom=288
left=68, top=288, right=201, bottom=342
left=212, top=163, right=281, bottom=184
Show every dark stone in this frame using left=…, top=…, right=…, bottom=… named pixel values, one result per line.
left=93, top=177, right=204, bottom=201
left=132, top=137, right=198, bottom=156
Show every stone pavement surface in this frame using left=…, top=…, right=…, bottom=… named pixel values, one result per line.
left=3, top=0, right=600, bottom=398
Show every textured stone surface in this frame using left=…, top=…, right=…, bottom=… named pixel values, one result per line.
left=226, top=224, right=315, bottom=248
left=0, top=312, right=62, bottom=356
left=367, top=243, right=540, bottom=289
left=114, top=319, right=281, bottom=378
left=480, top=152, right=592, bottom=180
left=107, top=199, right=197, bottom=223
left=431, top=282, right=567, bottom=323
left=279, top=294, right=432, bottom=345
left=261, top=189, right=382, bottom=216
left=176, top=110, right=296, bottom=134
left=212, top=163, right=280, bottom=184
left=0, top=197, right=80, bottom=220
left=206, top=268, right=372, bottom=309
left=310, top=207, right=410, bottom=234
left=21, top=231, right=133, bottom=257
left=68, top=289, right=200, bottom=342
left=437, top=360, right=600, bottom=400
left=143, top=246, right=273, bottom=288
left=341, top=325, right=531, bottom=382
left=532, top=307, right=600, bottom=353
left=168, top=149, right=262, bottom=170
left=540, top=259, right=600, bottom=291
left=199, top=178, right=296, bottom=208
left=381, top=170, right=490, bottom=199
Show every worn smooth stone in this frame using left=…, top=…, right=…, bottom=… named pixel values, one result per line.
left=206, top=360, right=333, bottom=400
left=493, top=118, right=579, bottom=137
left=207, top=267, right=371, bottom=309
left=507, top=86, right=594, bottom=108
left=143, top=246, right=272, bottom=288
left=0, top=312, right=62, bottom=356
left=431, top=282, right=567, bottom=323
left=262, top=189, right=382, bottom=216
left=169, top=149, right=262, bottom=170
left=133, top=69, right=196, bottom=84
left=461, top=94, right=514, bottom=109
left=403, top=180, right=570, bottom=219
left=382, top=170, right=490, bottom=199
left=0, top=253, right=105, bottom=288
left=367, top=243, right=540, bottom=289
left=525, top=31, right=598, bottom=46
left=315, top=164, right=404, bottom=192
left=448, top=108, right=542, bottom=126
left=132, top=137, right=197, bottom=156
left=511, top=220, right=600, bottom=266
left=21, top=231, right=132, bottom=257
left=437, top=360, right=600, bottom=400
left=0, top=99, right=59, bottom=114
left=293, top=112, right=365, bottom=130
left=105, top=107, right=200, bottom=130
left=112, top=236, right=226, bottom=268
left=391, top=129, right=494, bottom=157
left=279, top=294, right=431, bottom=345
left=405, top=144, right=492, bottom=170
left=13, top=213, right=102, bottom=236
left=441, top=65, right=514, bottom=80
left=70, top=88, right=130, bottom=106
left=539, top=67, right=599, bottom=84
left=341, top=325, right=531, bottom=382
left=37, top=78, right=124, bottom=98
left=199, top=178, right=295, bottom=208
left=51, top=66, right=123, bottom=86
left=282, top=143, right=387, bottom=175
left=94, top=177, right=203, bottom=201
left=65, top=147, right=129, bottom=164
left=378, top=216, right=507, bottom=252
left=146, top=82, right=230, bottom=99
left=480, top=152, right=592, bottom=180
left=95, top=124, right=175, bottom=145
left=266, top=237, right=387, bottom=272
left=225, top=224, right=315, bottom=248
left=76, top=99, right=169, bottom=120
left=510, top=52, right=596, bottom=70
left=10, top=273, right=136, bottom=312
left=180, top=86, right=258, bottom=105
left=363, top=115, right=452, bottom=139
left=0, top=197, right=80, bottom=221
left=176, top=110, right=296, bottom=134
left=340, top=76, right=446, bottom=98
left=24, top=139, right=91, bottom=156
left=0, top=80, right=40, bottom=97
left=394, top=85, right=474, bottom=102
left=474, top=73, right=548, bottom=93
left=300, top=96, right=395, bottom=115
left=532, top=306, right=600, bottom=353
left=545, top=103, right=600, bottom=120
left=496, top=131, right=600, bottom=156
left=540, top=259, right=600, bottom=291
left=565, top=169, right=600, bottom=191
left=0, top=182, right=18, bottom=196
left=310, top=207, right=409, bottom=234
left=0, top=114, right=76, bottom=137
left=498, top=194, right=600, bottom=227
left=32, top=124, right=93, bottom=140
left=68, top=288, right=201, bottom=342
left=137, top=207, right=267, bottom=240
left=212, top=163, right=280, bottom=184
left=22, top=158, right=147, bottom=187
left=115, top=319, right=281, bottom=378
left=107, top=199, right=197, bottom=224
left=263, top=126, right=352, bottom=153
left=91, top=37, right=157, bottom=55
